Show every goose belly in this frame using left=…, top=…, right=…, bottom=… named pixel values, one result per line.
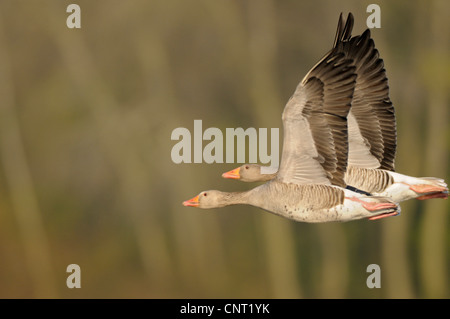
left=269, top=198, right=388, bottom=223
left=253, top=183, right=347, bottom=223
left=271, top=203, right=346, bottom=223
left=256, top=183, right=390, bottom=223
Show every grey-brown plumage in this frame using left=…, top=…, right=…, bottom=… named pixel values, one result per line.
left=277, top=52, right=356, bottom=188
left=345, top=166, right=394, bottom=193
left=184, top=13, right=400, bottom=223
left=258, top=182, right=345, bottom=211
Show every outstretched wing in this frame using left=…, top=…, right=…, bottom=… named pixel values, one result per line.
left=333, top=14, right=396, bottom=171
left=276, top=52, right=356, bottom=188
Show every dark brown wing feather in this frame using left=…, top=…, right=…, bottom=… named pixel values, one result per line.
left=277, top=52, right=356, bottom=188
left=333, top=17, right=397, bottom=171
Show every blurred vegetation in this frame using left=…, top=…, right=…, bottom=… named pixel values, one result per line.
left=0, top=0, right=448, bottom=298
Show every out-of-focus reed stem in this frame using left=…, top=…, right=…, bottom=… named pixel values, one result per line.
left=46, top=2, right=175, bottom=292
left=0, top=14, right=57, bottom=298
left=419, top=0, right=449, bottom=298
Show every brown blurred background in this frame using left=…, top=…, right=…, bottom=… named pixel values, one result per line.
left=0, top=0, right=448, bottom=298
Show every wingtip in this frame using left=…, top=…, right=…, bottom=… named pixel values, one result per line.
left=333, top=12, right=355, bottom=48
left=342, top=12, right=354, bottom=41
left=333, top=13, right=345, bottom=48
left=361, top=28, right=372, bottom=39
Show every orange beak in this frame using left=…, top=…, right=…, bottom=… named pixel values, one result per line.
left=222, top=167, right=241, bottom=179
left=182, top=194, right=200, bottom=207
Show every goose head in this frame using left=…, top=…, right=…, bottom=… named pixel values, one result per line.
left=222, top=164, right=266, bottom=182
left=183, top=190, right=228, bottom=209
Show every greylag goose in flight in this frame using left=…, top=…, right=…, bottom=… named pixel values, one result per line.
left=222, top=13, right=448, bottom=204
left=183, top=14, right=400, bottom=222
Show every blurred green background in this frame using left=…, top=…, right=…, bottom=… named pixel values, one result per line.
left=0, top=0, right=448, bottom=298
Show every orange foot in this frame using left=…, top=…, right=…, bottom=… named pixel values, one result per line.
left=368, top=211, right=400, bottom=221
left=347, top=196, right=397, bottom=212
left=409, top=184, right=449, bottom=200
left=416, top=192, right=449, bottom=200
left=409, top=184, right=447, bottom=194
left=361, top=201, right=397, bottom=212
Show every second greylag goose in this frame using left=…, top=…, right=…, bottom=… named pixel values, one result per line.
left=222, top=13, right=449, bottom=204
left=183, top=14, right=400, bottom=223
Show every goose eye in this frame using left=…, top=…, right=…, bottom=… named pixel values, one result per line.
left=203, top=193, right=207, bottom=197
left=245, top=165, right=249, bottom=169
